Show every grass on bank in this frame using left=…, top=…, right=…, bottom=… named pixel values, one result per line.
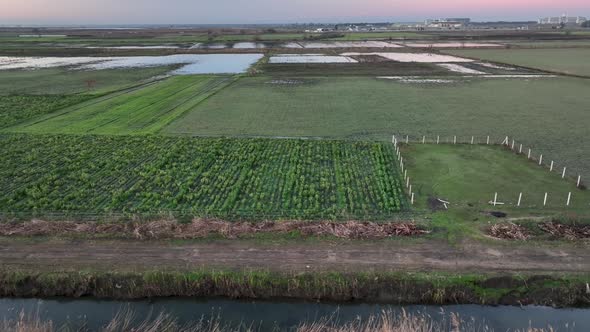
left=446, top=48, right=590, bottom=77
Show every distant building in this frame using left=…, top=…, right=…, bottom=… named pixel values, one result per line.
left=538, top=15, right=587, bottom=25
left=424, top=18, right=469, bottom=29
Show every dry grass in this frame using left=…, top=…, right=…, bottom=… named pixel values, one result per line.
left=539, top=222, right=590, bottom=241
left=0, top=219, right=428, bottom=240
left=0, top=309, right=557, bottom=332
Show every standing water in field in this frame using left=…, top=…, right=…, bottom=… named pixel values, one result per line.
left=0, top=54, right=264, bottom=75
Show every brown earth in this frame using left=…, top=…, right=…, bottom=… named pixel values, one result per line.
left=0, top=237, right=588, bottom=274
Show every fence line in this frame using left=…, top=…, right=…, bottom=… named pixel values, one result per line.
left=395, top=134, right=586, bottom=208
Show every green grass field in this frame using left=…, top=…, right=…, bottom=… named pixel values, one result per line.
left=446, top=48, right=590, bottom=76
left=402, top=144, right=590, bottom=210
left=8, top=76, right=232, bottom=135
left=0, top=134, right=406, bottom=219
left=0, top=66, right=177, bottom=95
left=164, top=76, right=590, bottom=180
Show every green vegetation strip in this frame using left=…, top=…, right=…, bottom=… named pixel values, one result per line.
left=8, top=75, right=233, bottom=135
left=0, top=134, right=406, bottom=219
left=0, top=269, right=587, bottom=306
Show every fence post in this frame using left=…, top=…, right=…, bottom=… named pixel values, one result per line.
left=406, top=176, right=410, bottom=188
left=411, top=192, right=415, bottom=205
left=577, top=175, right=582, bottom=188
left=517, top=192, right=522, bottom=207
left=562, top=167, right=567, bottom=179
left=543, top=192, right=548, bottom=206
left=437, top=136, right=440, bottom=144
left=566, top=192, right=572, bottom=206
left=392, top=135, right=395, bottom=144
left=511, top=140, right=515, bottom=150
left=454, top=136, right=457, bottom=144
left=519, top=144, right=523, bottom=154
left=528, top=149, right=531, bottom=160
left=406, top=135, right=409, bottom=144
left=409, top=184, right=412, bottom=195
left=471, top=136, right=474, bottom=145
left=550, top=161, right=554, bottom=172
left=493, top=192, right=498, bottom=206
left=422, top=136, right=425, bottom=144
left=539, top=155, right=543, bottom=166
left=486, top=136, right=490, bottom=145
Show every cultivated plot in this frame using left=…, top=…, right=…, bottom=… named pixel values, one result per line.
left=8, top=76, right=232, bottom=135
left=163, top=76, right=590, bottom=180
left=0, top=134, right=407, bottom=219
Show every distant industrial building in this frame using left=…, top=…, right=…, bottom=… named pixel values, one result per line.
left=538, top=15, right=587, bottom=25
left=424, top=18, right=470, bottom=29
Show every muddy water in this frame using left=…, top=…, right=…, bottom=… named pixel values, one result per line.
left=0, top=298, right=588, bottom=331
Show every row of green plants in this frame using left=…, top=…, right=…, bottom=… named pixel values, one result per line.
left=0, top=134, right=407, bottom=219
left=0, top=95, right=91, bottom=129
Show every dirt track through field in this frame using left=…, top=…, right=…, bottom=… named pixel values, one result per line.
left=0, top=238, right=588, bottom=273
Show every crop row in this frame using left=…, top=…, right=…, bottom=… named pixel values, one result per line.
left=0, top=134, right=407, bottom=220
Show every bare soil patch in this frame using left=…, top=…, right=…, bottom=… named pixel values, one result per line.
left=0, top=219, right=428, bottom=240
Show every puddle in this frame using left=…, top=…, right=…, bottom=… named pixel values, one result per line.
left=342, top=52, right=474, bottom=63
left=438, top=63, right=487, bottom=74
left=0, top=54, right=264, bottom=75
left=269, top=54, right=358, bottom=64
left=233, top=42, right=266, bottom=49
left=476, top=62, right=517, bottom=71
left=301, top=41, right=402, bottom=48
left=378, top=76, right=457, bottom=84
left=405, top=43, right=502, bottom=48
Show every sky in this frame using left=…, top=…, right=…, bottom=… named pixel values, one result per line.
left=1, top=0, right=589, bottom=25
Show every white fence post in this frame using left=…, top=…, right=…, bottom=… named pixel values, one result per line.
left=409, top=184, right=412, bottom=195
left=528, top=149, right=531, bottom=160
left=566, top=192, right=572, bottom=206
left=406, top=135, right=409, bottom=144
left=539, top=155, right=543, bottom=166
left=471, top=136, right=474, bottom=145
left=543, top=192, right=548, bottom=206
left=493, top=192, right=498, bottom=206
left=562, top=167, right=567, bottom=179
left=406, top=176, right=410, bottom=188
left=517, top=192, right=522, bottom=207
left=392, top=135, right=395, bottom=144
left=422, top=136, right=425, bottom=144
left=486, top=136, right=490, bottom=145
left=550, top=161, right=554, bottom=172
left=511, top=140, right=515, bottom=150
left=453, top=136, right=457, bottom=144
left=577, top=175, right=582, bottom=188
left=411, top=192, right=415, bottom=205
left=437, top=136, right=440, bottom=144
left=519, top=144, right=523, bottom=154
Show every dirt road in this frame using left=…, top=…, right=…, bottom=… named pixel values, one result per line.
left=0, top=238, right=588, bottom=273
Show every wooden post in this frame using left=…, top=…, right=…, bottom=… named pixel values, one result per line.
left=539, top=155, right=543, bottom=166
left=577, top=175, right=582, bottom=188
left=511, top=140, right=515, bottom=150
left=493, top=192, right=498, bottom=206
left=406, top=135, right=409, bottom=144
left=562, top=167, right=567, bottom=179
left=406, top=176, right=410, bottom=188
left=486, top=136, right=490, bottom=145
left=519, top=144, right=523, bottom=154
left=550, top=161, right=554, bottom=172
left=422, top=136, right=425, bottom=144
left=528, top=149, right=531, bottom=159
left=453, top=136, right=457, bottom=144
left=437, top=136, right=440, bottom=144
left=543, top=192, right=548, bottom=206
left=517, top=192, right=522, bottom=207
left=411, top=192, right=415, bottom=205
left=566, top=192, right=572, bottom=206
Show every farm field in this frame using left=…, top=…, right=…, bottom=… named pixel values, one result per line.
left=261, top=61, right=454, bottom=76
left=0, top=95, right=91, bottom=129
left=7, top=75, right=233, bottom=135
left=0, top=66, right=177, bottom=95
left=164, top=75, right=590, bottom=180
left=402, top=144, right=590, bottom=211
left=446, top=48, right=590, bottom=76
left=0, top=134, right=406, bottom=219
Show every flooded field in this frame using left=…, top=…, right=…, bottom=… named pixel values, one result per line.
left=438, top=63, right=487, bottom=74
left=342, top=52, right=474, bottom=63
left=0, top=54, right=263, bottom=74
left=299, top=41, right=402, bottom=48
left=269, top=54, right=358, bottom=63
left=405, top=42, right=503, bottom=48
